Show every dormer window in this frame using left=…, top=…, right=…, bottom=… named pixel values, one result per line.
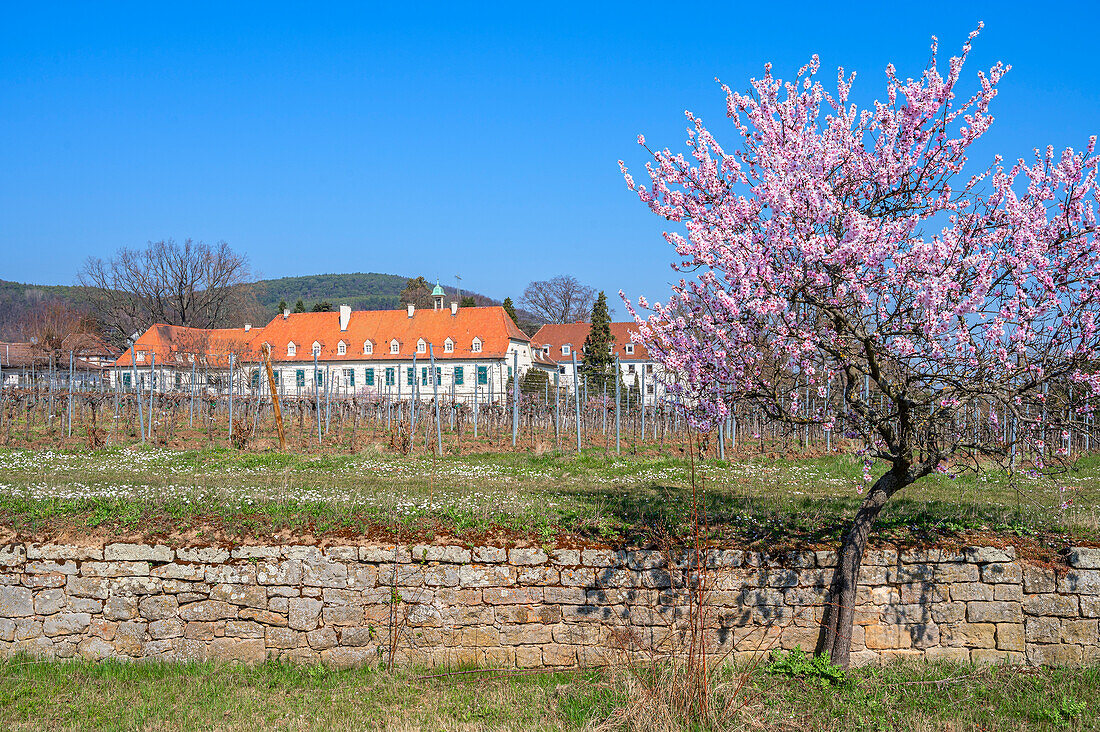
left=363, top=340, right=373, bottom=355
left=444, top=338, right=454, bottom=354
left=390, top=339, right=400, bottom=354
left=337, top=340, right=347, bottom=355
left=608, top=345, right=614, bottom=354
left=625, top=344, right=635, bottom=355
left=562, top=345, right=571, bottom=356
left=312, top=341, right=321, bottom=356
left=416, top=339, right=426, bottom=354
left=287, top=342, right=296, bottom=358
left=136, top=351, right=146, bottom=363
left=472, top=338, right=482, bottom=353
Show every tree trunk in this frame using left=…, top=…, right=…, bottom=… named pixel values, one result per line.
left=818, top=469, right=906, bottom=668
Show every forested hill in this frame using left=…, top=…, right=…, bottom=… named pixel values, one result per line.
left=252, top=272, right=504, bottom=313
left=253, top=272, right=412, bottom=311
left=0, top=272, right=522, bottom=338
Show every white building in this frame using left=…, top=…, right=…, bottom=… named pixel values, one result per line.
left=110, top=290, right=538, bottom=404
left=529, top=322, right=671, bottom=401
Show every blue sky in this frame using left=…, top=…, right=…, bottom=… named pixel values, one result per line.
left=2, top=2, right=1098, bottom=311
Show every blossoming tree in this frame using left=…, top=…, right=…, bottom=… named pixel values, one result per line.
left=620, top=27, right=1100, bottom=667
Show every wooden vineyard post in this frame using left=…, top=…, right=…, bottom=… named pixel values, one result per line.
left=263, top=343, right=286, bottom=450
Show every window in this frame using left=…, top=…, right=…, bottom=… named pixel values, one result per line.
left=365, top=368, right=375, bottom=386
left=385, top=367, right=395, bottom=386
left=175, top=373, right=182, bottom=389
left=251, top=370, right=260, bottom=390
left=316, top=370, right=324, bottom=386
left=454, top=366, right=464, bottom=385
left=364, top=341, right=373, bottom=355
left=390, top=339, right=400, bottom=354
left=627, top=364, right=636, bottom=373
left=344, top=368, right=354, bottom=387
left=472, top=338, right=482, bottom=353
left=625, top=344, right=635, bottom=355
left=122, top=372, right=131, bottom=388
left=406, top=367, right=415, bottom=386
left=421, top=366, right=428, bottom=386
left=608, top=345, right=614, bottom=354
left=287, top=342, right=296, bottom=357
left=444, top=338, right=454, bottom=353
left=136, top=351, right=145, bottom=363
left=646, top=364, right=654, bottom=373
left=544, top=346, right=550, bottom=356
left=337, top=341, right=346, bottom=356
left=296, top=370, right=305, bottom=388
left=312, top=341, right=321, bottom=356
left=561, top=345, right=570, bottom=356
left=647, top=384, right=654, bottom=394
left=507, top=366, right=513, bottom=381
left=477, top=366, right=488, bottom=385
left=416, top=339, right=426, bottom=354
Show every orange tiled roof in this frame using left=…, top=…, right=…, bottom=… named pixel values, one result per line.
left=260, top=306, right=526, bottom=361
left=530, top=322, right=649, bottom=362
left=114, top=324, right=261, bottom=368
left=112, top=306, right=528, bottom=367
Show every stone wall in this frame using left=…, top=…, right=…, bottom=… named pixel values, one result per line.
left=0, top=541, right=1097, bottom=667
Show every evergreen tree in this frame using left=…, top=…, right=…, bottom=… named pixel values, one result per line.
left=581, top=291, right=614, bottom=390
left=311, top=301, right=334, bottom=312
left=460, top=296, right=476, bottom=308
left=502, top=297, right=519, bottom=326
left=277, top=299, right=288, bottom=314
left=293, top=299, right=306, bottom=313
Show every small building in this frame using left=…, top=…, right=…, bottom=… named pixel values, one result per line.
left=529, top=322, right=670, bottom=401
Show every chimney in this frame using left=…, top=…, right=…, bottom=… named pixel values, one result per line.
left=450, top=301, right=458, bottom=316
left=283, top=308, right=290, bottom=320
left=339, top=304, right=351, bottom=332
left=244, top=324, right=251, bottom=332
left=407, top=303, right=415, bottom=318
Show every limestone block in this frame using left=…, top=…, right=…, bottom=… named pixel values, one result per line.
left=967, top=601, right=1023, bottom=624
left=1023, top=594, right=1079, bottom=617
left=472, top=547, right=507, bottom=563
left=105, top=543, right=173, bottom=562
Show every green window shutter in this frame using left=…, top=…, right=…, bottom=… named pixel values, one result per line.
left=316, top=370, right=324, bottom=386
left=477, top=366, right=487, bottom=385
left=435, top=367, right=441, bottom=385
left=385, top=367, right=394, bottom=386
left=365, top=368, right=374, bottom=386
left=123, top=373, right=131, bottom=387
left=421, top=366, right=428, bottom=386
left=454, top=366, right=464, bottom=385
left=407, top=367, right=414, bottom=386
left=508, top=366, right=513, bottom=380
left=347, top=369, right=355, bottom=387
left=296, top=370, right=305, bottom=387
left=251, top=370, right=260, bottom=390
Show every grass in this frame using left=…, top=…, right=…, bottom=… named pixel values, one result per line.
left=0, top=444, right=1097, bottom=548
left=0, top=656, right=1097, bottom=731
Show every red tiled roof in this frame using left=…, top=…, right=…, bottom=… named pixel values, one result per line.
left=530, top=322, right=650, bottom=362
left=112, top=306, right=528, bottom=367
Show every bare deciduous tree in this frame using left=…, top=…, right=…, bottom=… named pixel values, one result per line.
left=21, top=301, right=94, bottom=358
left=79, top=239, right=254, bottom=347
left=521, top=275, right=596, bottom=325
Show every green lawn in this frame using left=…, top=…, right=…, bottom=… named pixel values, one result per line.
left=1, top=656, right=1097, bottom=731
left=0, top=445, right=1097, bottom=547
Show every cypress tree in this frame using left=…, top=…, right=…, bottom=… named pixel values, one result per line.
left=581, top=291, right=614, bottom=390
left=293, top=299, right=306, bottom=313
left=277, top=299, right=288, bottom=314
left=502, top=297, right=519, bottom=326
